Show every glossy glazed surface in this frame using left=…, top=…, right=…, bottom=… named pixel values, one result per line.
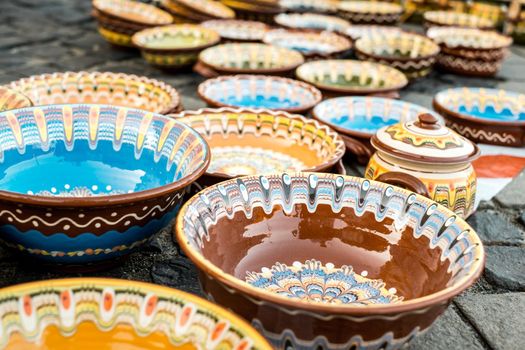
left=201, top=19, right=269, bottom=41
left=424, top=10, right=495, bottom=29
left=92, top=0, right=173, bottom=25
left=274, top=13, right=350, bottom=32
left=0, top=87, right=33, bottom=112
left=132, top=24, right=220, bottom=50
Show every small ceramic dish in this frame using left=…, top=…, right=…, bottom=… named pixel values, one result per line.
left=312, top=96, right=441, bottom=163
left=132, top=24, right=221, bottom=69
left=339, top=24, right=402, bottom=41
left=0, top=87, right=33, bottom=112
left=92, top=0, right=173, bottom=27
left=197, top=75, right=322, bottom=113
left=0, top=104, right=209, bottom=266
left=433, top=87, right=525, bottom=147
left=427, top=27, right=512, bottom=76
left=355, top=32, right=440, bottom=79
left=221, top=0, right=283, bottom=24
left=7, top=71, right=182, bottom=114
left=274, top=13, right=351, bottom=32
left=171, top=107, right=345, bottom=184
left=198, top=43, right=305, bottom=76
left=201, top=19, right=269, bottom=42
left=295, top=59, right=408, bottom=98
left=176, top=172, right=484, bottom=349
left=263, top=29, right=352, bottom=60
left=0, top=278, right=271, bottom=349
left=423, top=10, right=496, bottom=30
left=338, top=1, right=404, bottom=25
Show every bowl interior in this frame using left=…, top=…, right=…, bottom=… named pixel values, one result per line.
left=264, top=30, right=350, bottom=54
left=93, top=0, right=173, bottom=25
left=356, top=33, right=439, bottom=59
left=177, top=110, right=343, bottom=177
left=0, top=105, right=207, bottom=197
left=199, top=75, right=320, bottom=109
left=179, top=174, right=483, bottom=305
left=435, top=88, right=525, bottom=122
left=133, top=25, right=219, bottom=49
left=8, top=72, right=179, bottom=114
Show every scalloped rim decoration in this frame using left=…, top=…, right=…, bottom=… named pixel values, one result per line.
left=423, top=10, right=495, bottom=29
left=92, top=0, right=173, bottom=26
left=427, top=27, right=513, bottom=50
left=0, top=87, right=33, bottom=112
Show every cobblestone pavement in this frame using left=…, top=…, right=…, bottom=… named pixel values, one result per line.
left=1, top=1, right=524, bottom=349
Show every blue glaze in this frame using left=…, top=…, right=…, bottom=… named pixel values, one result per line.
left=332, top=114, right=399, bottom=133
left=457, top=105, right=525, bottom=121
left=219, top=95, right=301, bottom=109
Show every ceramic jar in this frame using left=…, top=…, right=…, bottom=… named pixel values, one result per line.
left=365, top=113, right=480, bottom=218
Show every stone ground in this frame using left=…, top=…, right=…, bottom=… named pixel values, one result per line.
left=1, top=0, right=524, bottom=349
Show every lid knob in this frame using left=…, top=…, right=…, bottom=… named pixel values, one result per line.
left=416, top=113, right=440, bottom=130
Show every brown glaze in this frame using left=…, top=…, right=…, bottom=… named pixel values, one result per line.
left=376, top=171, right=431, bottom=198
left=341, top=134, right=374, bottom=165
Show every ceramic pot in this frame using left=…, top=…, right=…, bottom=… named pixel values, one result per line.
left=337, top=1, right=404, bottom=25
left=366, top=113, right=480, bottom=218
left=201, top=19, right=269, bottom=42
left=175, top=172, right=484, bottom=349
left=0, top=278, right=271, bottom=349
left=0, top=87, right=33, bottom=112
left=274, top=13, right=351, bottom=32
left=433, top=87, right=525, bottom=147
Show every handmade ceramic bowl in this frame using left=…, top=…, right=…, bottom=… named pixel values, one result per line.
left=198, top=43, right=305, bottom=76
left=423, top=10, right=496, bottom=30
left=339, top=24, right=402, bottom=41
left=197, top=75, right=322, bottom=113
left=263, top=29, right=352, bottom=60
left=201, top=19, right=269, bottom=42
left=0, top=87, right=33, bottom=112
left=169, top=0, right=235, bottom=20
left=338, top=1, right=404, bottom=25
left=427, top=27, right=512, bottom=76
left=7, top=71, right=182, bottom=114
left=355, top=32, right=440, bottom=79
left=274, top=13, right=351, bottom=32
left=132, top=24, right=221, bottom=69
left=171, top=108, right=345, bottom=184
left=0, top=104, right=209, bottom=266
left=295, top=59, right=408, bottom=97
left=175, top=172, right=484, bottom=349
left=0, top=278, right=271, bottom=349
left=279, top=0, right=339, bottom=13
left=433, top=87, right=525, bottom=147
left=221, top=0, right=283, bottom=24
left=312, top=97, right=441, bottom=163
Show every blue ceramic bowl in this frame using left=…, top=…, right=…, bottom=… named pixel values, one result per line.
left=0, top=104, right=209, bottom=266
left=197, top=75, right=322, bottom=113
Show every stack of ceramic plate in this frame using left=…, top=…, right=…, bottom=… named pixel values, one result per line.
left=221, top=0, right=283, bottom=24
left=92, top=0, right=173, bottom=48
left=158, top=0, right=235, bottom=23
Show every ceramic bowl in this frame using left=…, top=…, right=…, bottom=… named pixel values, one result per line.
left=0, top=278, right=271, bottom=349
left=176, top=172, right=484, bottom=349
left=93, top=0, right=174, bottom=26
left=433, top=87, right=525, bottom=147
left=91, top=9, right=139, bottom=47
left=280, top=0, right=338, bottom=13
left=339, top=24, right=402, bottom=41
left=221, top=0, right=283, bottom=24
left=263, top=29, right=352, bottom=60
left=423, top=10, right=496, bottom=30
left=312, top=96, right=441, bottom=163
left=197, top=75, right=322, bottom=113
left=274, top=13, right=351, bottom=32
left=201, top=19, right=269, bottom=42
left=338, top=1, right=404, bottom=25
left=7, top=71, right=182, bottom=114
left=170, top=108, right=345, bottom=184
left=132, top=24, right=221, bottom=69
left=295, top=59, right=408, bottom=98
left=355, top=32, right=440, bottom=79
left=169, top=0, right=235, bottom=20
left=198, top=43, right=305, bottom=76
left=427, top=27, right=512, bottom=76
left=0, top=87, right=33, bottom=112
left=0, top=104, right=209, bottom=266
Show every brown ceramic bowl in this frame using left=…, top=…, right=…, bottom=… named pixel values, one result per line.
left=176, top=172, right=485, bottom=349
left=169, top=108, right=345, bottom=185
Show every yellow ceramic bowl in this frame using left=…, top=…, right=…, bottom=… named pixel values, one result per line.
left=0, top=278, right=271, bottom=350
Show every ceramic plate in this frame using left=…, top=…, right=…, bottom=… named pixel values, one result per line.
left=201, top=19, right=269, bottom=41
left=92, top=0, right=173, bottom=26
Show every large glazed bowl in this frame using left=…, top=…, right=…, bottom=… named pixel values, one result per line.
left=0, top=278, right=271, bottom=349
left=295, top=59, right=408, bottom=97
left=337, top=1, right=403, bottom=25
left=423, top=10, right=496, bottom=30
left=433, top=87, right=525, bottom=147
left=171, top=108, right=345, bottom=184
left=7, top=71, right=182, bottom=114
left=176, top=172, right=484, bottom=349
left=0, top=87, right=33, bottom=112
left=0, top=104, right=209, bottom=266
left=355, top=32, right=440, bottom=79
left=197, top=75, right=322, bottom=113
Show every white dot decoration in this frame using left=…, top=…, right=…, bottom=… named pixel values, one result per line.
left=45, top=213, right=52, bottom=217
left=32, top=221, right=39, bottom=227
left=124, top=221, right=131, bottom=226
left=92, top=185, right=98, bottom=191
left=111, top=212, right=117, bottom=217
left=292, top=261, right=302, bottom=269
left=64, top=184, right=70, bottom=190
left=51, top=187, right=57, bottom=193
left=388, top=288, right=397, bottom=295
left=78, top=214, right=85, bottom=218
left=106, top=185, right=112, bottom=191
left=63, top=225, right=70, bottom=230
left=361, top=270, right=368, bottom=277
left=95, top=223, right=101, bottom=228
left=7, top=217, right=13, bottom=222
left=27, top=191, right=33, bottom=195
left=142, top=206, right=148, bottom=211
left=15, top=209, right=22, bottom=214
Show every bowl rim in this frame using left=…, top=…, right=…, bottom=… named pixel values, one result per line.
left=92, top=0, right=174, bottom=26
left=0, top=86, right=34, bottom=110
left=312, top=96, right=439, bottom=139
left=426, top=27, right=513, bottom=51
left=131, top=24, right=221, bottom=54
left=198, top=43, right=305, bottom=75
left=433, top=87, right=525, bottom=127
left=197, top=74, right=323, bottom=113
left=423, top=10, right=496, bottom=29
left=274, top=12, right=351, bottom=31
left=200, top=19, right=270, bottom=41
left=175, top=172, right=485, bottom=315
left=169, top=107, right=346, bottom=179
left=0, top=104, right=210, bottom=207
left=6, top=71, right=182, bottom=115
left=0, top=277, right=272, bottom=349
left=295, top=59, right=409, bottom=94
left=337, top=0, right=404, bottom=15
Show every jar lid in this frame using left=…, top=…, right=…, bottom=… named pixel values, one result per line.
left=371, top=113, right=480, bottom=164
